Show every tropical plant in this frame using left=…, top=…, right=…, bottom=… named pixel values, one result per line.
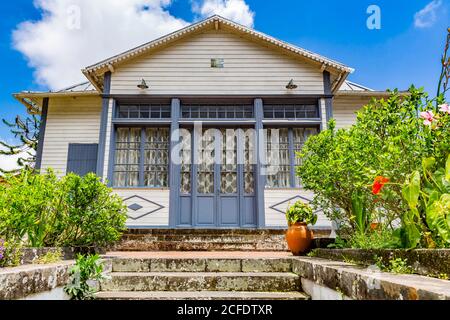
left=0, top=115, right=40, bottom=173
left=0, top=238, right=22, bottom=268
left=0, top=169, right=127, bottom=248
left=47, top=173, right=128, bottom=247
left=285, top=201, right=317, bottom=226
left=64, top=254, right=104, bottom=300
left=36, top=249, right=63, bottom=264
left=396, top=155, right=450, bottom=248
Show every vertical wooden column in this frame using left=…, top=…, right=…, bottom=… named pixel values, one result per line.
left=96, top=71, right=112, bottom=178
left=168, top=98, right=181, bottom=227
left=35, top=97, right=49, bottom=171
left=254, top=98, right=266, bottom=228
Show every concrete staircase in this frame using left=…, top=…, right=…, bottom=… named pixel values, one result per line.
left=96, top=255, right=309, bottom=300
left=114, top=228, right=331, bottom=252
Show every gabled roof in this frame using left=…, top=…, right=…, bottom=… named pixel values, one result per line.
left=56, top=81, right=96, bottom=93
left=339, top=81, right=374, bottom=92
left=82, top=15, right=354, bottom=92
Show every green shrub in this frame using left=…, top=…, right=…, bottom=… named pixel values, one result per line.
left=285, top=201, right=317, bottom=226
left=36, top=249, right=63, bottom=264
left=0, top=170, right=127, bottom=248
left=396, top=155, right=450, bottom=248
left=0, top=238, right=22, bottom=268
left=375, top=256, right=414, bottom=274
left=64, top=254, right=104, bottom=300
left=48, top=173, right=127, bottom=247
left=297, top=87, right=449, bottom=248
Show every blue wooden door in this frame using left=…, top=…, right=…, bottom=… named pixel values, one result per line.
left=182, top=127, right=256, bottom=228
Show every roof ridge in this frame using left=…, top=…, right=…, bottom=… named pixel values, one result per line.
left=83, top=15, right=353, bottom=75
left=345, top=80, right=374, bottom=92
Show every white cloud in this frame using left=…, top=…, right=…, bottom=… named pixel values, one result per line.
left=414, top=0, right=442, bottom=28
left=193, top=0, right=254, bottom=27
left=12, top=0, right=255, bottom=91
left=12, top=0, right=189, bottom=90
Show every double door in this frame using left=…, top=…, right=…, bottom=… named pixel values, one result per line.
left=178, top=127, right=256, bottom=228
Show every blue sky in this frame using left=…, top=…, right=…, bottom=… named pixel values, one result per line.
left=0, top=0, right=448, bottom=142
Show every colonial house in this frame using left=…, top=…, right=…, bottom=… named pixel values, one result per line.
left=14, top=15, right=391, bottom=232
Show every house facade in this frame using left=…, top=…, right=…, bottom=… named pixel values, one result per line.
left=15, top=16, right=390, bottom=230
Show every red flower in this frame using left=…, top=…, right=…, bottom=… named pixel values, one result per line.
left=372, top=176, right=389, bottom=195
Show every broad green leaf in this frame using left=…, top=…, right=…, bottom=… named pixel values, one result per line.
left=422, top=157, right=436, bottom=172
left=402, top=171, right=421, bottom=209
left=351, top=191, right=367, bottom=233
left=446, top=155, right=450, bottom=182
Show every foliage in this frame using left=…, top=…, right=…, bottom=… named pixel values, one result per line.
left=64, top=254, right=104, bottom=300
left=437, top=28, right=450, bottom=100
left=395, top=155, right=450, bottom=249
left=0, top=115, right=40, bottom=174
left=348, top=227, right=400, bottom=249
left=0, top=238, right=22, bottom=268
left=298, top=88, right=444, bottom=232
left=285, top=201, right=317, bottom=226
left=327, top=236, right=348, bottom=249
left=0, top=169, right=127, bottom=248
left=48, top=173, right=128, bottom=247
left=36, top=249, right=62, bottom=264
left=375, top=256, right=414, bottom=274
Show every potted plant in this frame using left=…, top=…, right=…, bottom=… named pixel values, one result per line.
left=285, top=201, right=317, bottom=255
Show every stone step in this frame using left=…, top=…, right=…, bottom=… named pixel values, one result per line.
left=115, top=240, right=288, bottom=252
left=95, top=291, right=309, bottom=300
left=123, top=234, right=286, bottom=243
left=100, top=272, right=300, bottom=292
left=124, top=229, right=289, bottom=236
left=111, top=257, right=292, bottom=273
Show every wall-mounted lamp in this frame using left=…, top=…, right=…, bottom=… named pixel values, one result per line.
left=286, top=79, right=298, bottom=90
left=137, top=79, right=149, bottom=90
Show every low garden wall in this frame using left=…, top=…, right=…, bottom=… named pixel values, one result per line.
left=20, top=247, right=106, bottom=265
left=312, top=249, right=450, bottom=278
left=0, top=259, right=112, bottom=300
left=292, top=257, right=450, bottom=300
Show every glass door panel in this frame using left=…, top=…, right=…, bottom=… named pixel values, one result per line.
left=220, top=129, right=238, bottom=194
left=197, top=129, right=215, bottom=194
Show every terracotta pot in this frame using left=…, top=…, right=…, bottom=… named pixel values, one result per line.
left=285, top=222, right=314, bottom=256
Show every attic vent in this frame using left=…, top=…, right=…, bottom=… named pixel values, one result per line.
left=211, top=58, right=224, bottom=68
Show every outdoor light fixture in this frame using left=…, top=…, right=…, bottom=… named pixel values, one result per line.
left=137, top=79, right=149, bottom=90
left=286, top=79, right=298, bottom=90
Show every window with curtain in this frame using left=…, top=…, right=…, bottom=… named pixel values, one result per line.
left=293, top=128, right=318, bottom=187
left=265, top=127, right=318, bottom=188
left=265, top=128, right=290, bottom=188
left=113, top=127, right=169, bottom=187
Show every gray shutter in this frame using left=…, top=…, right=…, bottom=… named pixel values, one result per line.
left=67, top=144, right=99, bottom=176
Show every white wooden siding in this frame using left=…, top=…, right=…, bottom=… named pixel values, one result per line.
left=264, top=189, right=331, bottom=229
left=333, top=96, right=372, bottom=129
left=111, top=30, right=324, bottom=95
left=114, top=189, right=170, bottom=227
left=41, top=96, right=102, bottom=176
left=320, top=98, right=327, bottom=129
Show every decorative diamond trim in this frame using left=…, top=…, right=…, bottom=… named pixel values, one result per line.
left=270, top=195, right=322, bottom=215
left=128, top=203, right=143, bottom=211
left=123, top=195, right=165, bottom=221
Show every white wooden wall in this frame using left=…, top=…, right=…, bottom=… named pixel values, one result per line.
left=333, top=96, right=372, bottom=129
left=264, top=189, right=331, bottom=229
left=110, top=29, right=324, bottom=95
left=114, top=189, right=170, bottom=227
left=41, top=96, right=102, bottom=176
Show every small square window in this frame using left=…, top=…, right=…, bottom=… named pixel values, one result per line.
left=211, top=58, right=224, bottom=68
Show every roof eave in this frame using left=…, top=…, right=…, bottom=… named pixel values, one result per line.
left=82, top=15, right=353, bottom=84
